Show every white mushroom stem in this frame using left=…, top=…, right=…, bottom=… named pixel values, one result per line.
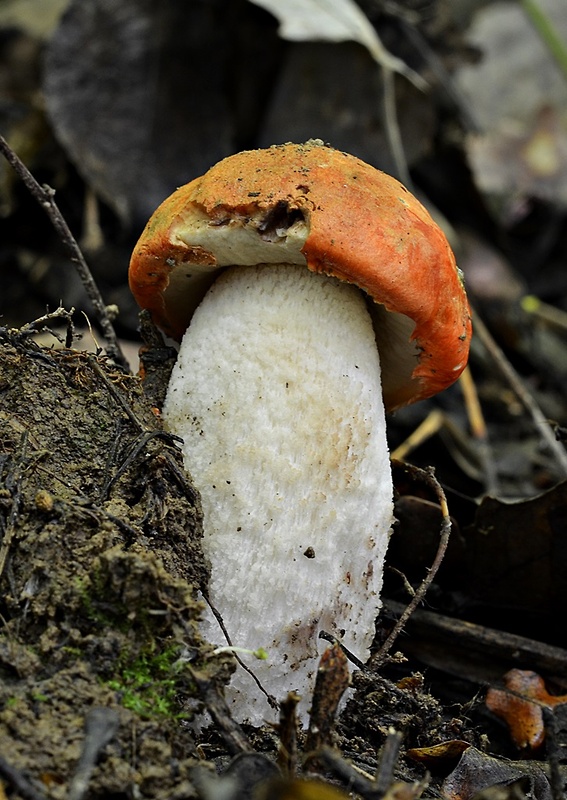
left=163, top=264, right=393, bottom=726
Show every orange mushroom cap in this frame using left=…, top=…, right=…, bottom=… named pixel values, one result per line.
left=129, top=141, right=471, bottom=410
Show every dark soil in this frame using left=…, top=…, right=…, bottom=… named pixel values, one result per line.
left=0, top=331, right=235, bottom=798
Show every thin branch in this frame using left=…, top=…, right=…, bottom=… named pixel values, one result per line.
left=309, top=746, right=382, bottom=799
left=473, top=310, right=567, bottom=478
left=382, top=67, right=413, bottom=190
left=67, top=708, right=119, bottom=800
left=374, top=729, right=404, bottom=796
left=203, top=590, right=279, bottom=711
left=12, top=306, right=76, bottom=346
left=459, top=365, right=498, bottom=495
left=368, top=463, right=452, bottom=668
left=0, top=135, right=129, bottom=371
left=0, top=754, right=48, bottom=800
left=188, top=667, right=253, bottom=755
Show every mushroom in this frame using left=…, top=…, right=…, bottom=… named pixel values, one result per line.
left=129, top=140, right=471, bottom=726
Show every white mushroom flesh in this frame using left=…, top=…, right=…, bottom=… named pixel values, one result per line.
left=163, top=263, right=393, bottom=726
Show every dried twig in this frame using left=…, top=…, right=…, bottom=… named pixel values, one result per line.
left=308, top=745, right=380, bottom=798
left=0, top=135, right=129, bottom=370
left=10, top=306, right=76, bottom=346
left=390, top=409, right=445, bottom=462
left=0, top=754, right=48, bottom=800
left=473, top=310, right=567, bottom=478
left=522, top=294, right=567, bottom=332
left=382, top=66, right=413, bottom=190
left=459, top=365, right=498, bottom=495
left=89, top=357, right=145, bottom=430
left=374, top=729, right=404, bottom=796
left=67, top=708, right=120, bottom=800
left=188, top=667, right=253, bottom=755
left=277, top=692, right=300, bottom=777
left=305, top=643, right=351, bottom=756
left=310, top=739, right=426, bottom=800
left=203, top=592, right=278, bottom=713
left=368, top=463, right=451, bottom=668
left=520, top=0, right=567, bottom=82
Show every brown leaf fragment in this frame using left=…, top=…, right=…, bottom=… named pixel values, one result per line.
left=442, top=746, right=551, bottom=800
left=486, top=669, right=567, bottom=751
left=407, top=739, right=471, bottom=766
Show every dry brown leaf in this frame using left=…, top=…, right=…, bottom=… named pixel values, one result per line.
left=441, top=746, right=551, bottom=800
left=407, top=739, right=471, bottom=766
left=486, top=669, right=567, bottom=750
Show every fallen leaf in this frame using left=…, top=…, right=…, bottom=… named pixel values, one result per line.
left=257, top=42, right=434, bottom=176
left=441, top=746, right=551, bottom=800
left=407, top=739, right=471, bottom=766
left=486, top=669, right=567, bottom=750
left=247, top=0, right=426, bottom=89
left=43, top=0, right=233, bottom=225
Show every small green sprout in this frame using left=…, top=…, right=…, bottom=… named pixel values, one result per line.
left=213, top=645, right=269, bottom=660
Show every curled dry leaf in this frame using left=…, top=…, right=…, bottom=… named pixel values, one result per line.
left=407, top=739, right=471, bottom=767
left=486, top=668, right=567, bottom=751
left=441, top=746, right=551, bottom=800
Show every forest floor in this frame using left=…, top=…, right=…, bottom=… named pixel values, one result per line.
left=1, top=1, right=567, bottom=799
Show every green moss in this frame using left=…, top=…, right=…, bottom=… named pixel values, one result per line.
left=74, top=571, right=195, bottom=719
left=61, top=646, right=83, bottom=657
left=106, top=644, right=192, bottom=720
